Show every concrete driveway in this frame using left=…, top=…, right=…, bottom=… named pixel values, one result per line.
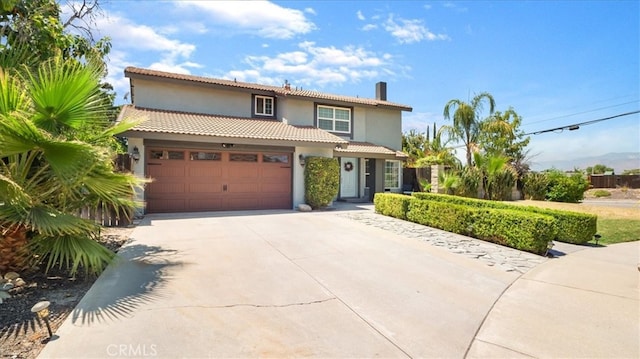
left=39, top=207, right=639, bottom=358
left=39, top=208, right=518, bottom=358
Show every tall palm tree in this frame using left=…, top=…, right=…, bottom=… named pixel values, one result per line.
left=0, top=57, right=142, bottom=275
left=443, top=92, right=495, bottom=167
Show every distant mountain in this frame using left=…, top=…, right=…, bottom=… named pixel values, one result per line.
left=530, top=152, right=640, bottom=173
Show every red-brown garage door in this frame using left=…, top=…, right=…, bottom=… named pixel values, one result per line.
left=145, top=149, right=292, bottom=213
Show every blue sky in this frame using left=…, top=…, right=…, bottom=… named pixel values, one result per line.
left=82, top=0, right=639, bottom=169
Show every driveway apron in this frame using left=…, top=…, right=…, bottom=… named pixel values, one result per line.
left=39, top=209, right=518, bottom=358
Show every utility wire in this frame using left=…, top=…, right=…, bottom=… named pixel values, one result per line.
left=522, top=100, right=640, bottom=127
left=523, top=110, right=640, bottom=136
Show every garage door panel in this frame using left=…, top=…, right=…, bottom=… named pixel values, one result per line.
left=189, top=183, right=222, bottom=193
left=151, top=183, right=185, bottom=194
left=189, top=198, right=224, bottom=211
left=228, top=183, right=259, bottom=193
left=261, top=183, right=290, bottom=193
left=189, top=166, right=222, bottom=178
left=262, top=167, right=290, bottom=178
left=228, top=166, right=259, bottom=179
left=146, top=148, right=292, bottom=213
left=227, top=197, right=260, bottom=210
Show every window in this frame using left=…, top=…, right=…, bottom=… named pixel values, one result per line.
left=317, top=105, right=351, bottom=134
left=149, top=150, right=184, bottom=160
left=262, top=154, right=289, bottom=164
left=230, top=153, right=258, bottom=162
left=385, top=160, right=401, bottom=189
left=255, top=95, right=274, bottom=116
left=190, top=152, right=221, bottom=161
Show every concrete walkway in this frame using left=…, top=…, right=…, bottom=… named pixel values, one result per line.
left=38, top=205, right=639, bottom=358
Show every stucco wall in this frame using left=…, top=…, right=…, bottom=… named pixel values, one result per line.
left=363, top=107, right=402, bottom=150
left=133, top=79, right=251, bottom=117
left=279, top=97, right=314, bottom=126
left=127, top=137, right=146, bottom=216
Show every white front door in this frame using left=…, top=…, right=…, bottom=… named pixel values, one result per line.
left=340, top=157, right=358, bottom=197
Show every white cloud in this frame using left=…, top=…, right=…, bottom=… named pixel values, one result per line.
left=93, top=12, right=201, bottom=101
left=223, top=42, right=395, bottom=88
left=304, top=7, right=316, bottom=15
left=357, top=10, right=365, bottom=21
left=175, top=0, right=315, bottom=39
left=362, top=24, right=377, bottom=31
left=443, top=2, right=468, bottom=12
left=384, top=15, right=449, bottom=44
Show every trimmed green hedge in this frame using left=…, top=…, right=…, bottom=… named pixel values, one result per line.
left=304, top=156, right=340, bottom=208
left=412, top=192, right=597, bottom=244
left=373, top=193, right=412, bottom=220
left=373, top=193, right=556, bottom=255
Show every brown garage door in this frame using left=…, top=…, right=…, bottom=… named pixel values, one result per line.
left=146, top=149, right=292, bottom=213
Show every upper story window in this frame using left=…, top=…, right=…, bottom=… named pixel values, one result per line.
left=254, top=95, right=274, bottom=116
left=316, top=105, right=351, bottom=134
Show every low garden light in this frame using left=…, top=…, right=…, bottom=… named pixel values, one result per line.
left=594, top=234, right=602, bottom=245
left=545, top=241, right=555, bottom=257
left=31, top=300, right=53, bottom=340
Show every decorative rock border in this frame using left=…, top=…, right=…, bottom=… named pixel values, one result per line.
left=341, top=211, right=547, bottom=274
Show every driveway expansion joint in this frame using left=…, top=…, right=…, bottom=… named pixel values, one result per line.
left=142, top=298, right=339, bottom=311
left=521, top=277, right=639, bottom=300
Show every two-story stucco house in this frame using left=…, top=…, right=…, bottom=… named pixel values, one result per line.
left=118, top=67, right=412, bottom=213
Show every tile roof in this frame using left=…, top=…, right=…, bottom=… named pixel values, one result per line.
left=124, top=67, right=412, bottom=111
left=335, top=141, right=408, bottom=159
left=119, top=106, right=349, bottom=145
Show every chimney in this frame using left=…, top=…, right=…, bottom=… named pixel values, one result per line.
left=376, top=81, right=387, bottom=101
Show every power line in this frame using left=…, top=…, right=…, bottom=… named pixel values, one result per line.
left=523, top=110, right=640, bottom=136
left=522, top=100, right=640, bottom=127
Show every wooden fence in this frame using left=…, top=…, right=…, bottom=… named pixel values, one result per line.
left=77, top=204, right=131, bottom=227
left=77, top=154, right=134, bottom=227
left=589, top=174, right=640, bottom=189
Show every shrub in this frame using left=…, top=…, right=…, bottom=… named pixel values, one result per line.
left=593, top=189, right=611, bottom=197
left=411, top=192, right=596, bottom=244
left=405, top=197, right=556, bottom=255
left=523, top=172, right=549, bottom=200
left=545, top=170, right=589, bottom=203
left=304, top=157, right=339, bottom=208
left=373, top=193, right=412, bottom=220
left=407, top=200, right=474, bottom=235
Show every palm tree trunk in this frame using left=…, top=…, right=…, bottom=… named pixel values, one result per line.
left=0, top=226, right=30, bottom=273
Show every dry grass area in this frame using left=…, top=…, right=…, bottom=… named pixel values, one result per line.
left=510, top=188, right=640, bottom=244
left=513, top=199, right=640, bottom=220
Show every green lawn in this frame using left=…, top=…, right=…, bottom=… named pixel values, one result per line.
left=511, top=200, right=640, bottom=245
left=595, top=218, right=640, bottom=245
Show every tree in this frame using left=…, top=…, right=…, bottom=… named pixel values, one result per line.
left=479, top=108, right=530, bottom=159
left=622, top=168, right=640, bottom=175
left=0, top=57, right=143, bottom=275
left=472, top=152, right=517, bottom=200
left=443, top=92, right=496, bottom=167
left=586, top=164, right=614, bottom=175
left=402, top=129, right=428, bottom=167
left=0, top=0, right=110, bottom=68
left=415, top=127, right=459, bottom=168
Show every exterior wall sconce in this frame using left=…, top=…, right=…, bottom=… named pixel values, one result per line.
left=222, top=143, right=234, bottom=148
left=31, top=300, right=53, bottom=341
left=131, top=146, right=141, bottom=162
left=298, top=154, right=305, bottom=166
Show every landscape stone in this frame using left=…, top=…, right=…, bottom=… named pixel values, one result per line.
left=298, top=204, right=312, bottom=212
